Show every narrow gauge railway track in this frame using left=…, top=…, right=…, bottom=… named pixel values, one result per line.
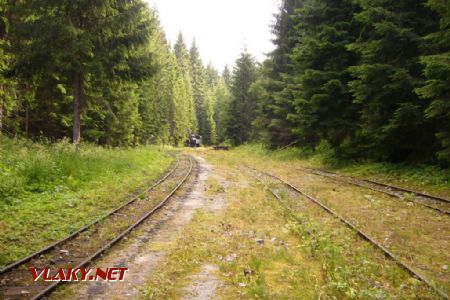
left=0, top=155, right=180, bottom=274
left=0, top=155, right=194, bottom=300
left=296, top=166, right=450, bottom=215
left=246, top=165, right=449, bottom=300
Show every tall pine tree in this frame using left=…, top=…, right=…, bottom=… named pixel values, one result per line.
left=225, top=51, right=258, bottom=145
left=189, top=40, right=210, bottom=143
left=12, top=0, right=155, bottom=148
left=289, top=0, right=358, bottom=152
left=222, top=65, right=231, bottom=88
left=348, top=0, right=439, bottom=161
left=416, top=0, right=450, bottom=163
left=174, top=33, right=197, bottom=144
left=259, top=0, right=303, bottom=148
left=138, top=16, right=173, bottom=145
left=0, top=0, right=18, bottom=135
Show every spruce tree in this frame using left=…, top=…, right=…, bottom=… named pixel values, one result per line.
left=416, top=0, right=450, bottom=163
left=0, top=0, right=18, bottom=135
left=213, top=78, right=232, bottom=143
left=189, top=39, right=210, bottom=142
left=0, top=0, right=9, bottom=133
left=348, top=0, right=439, bottom=161
left=12, top=0, right=155, bottom=148
left=225, top=51, right=258, bottom=145
left=222, top=65, right=232, bottom=88
left=206, top=63, right=219, bottom=87
left=138, top=17, right=173, bottom=145
left=288, top=0, right=358, bottom=151
left=174, top=33, right=197, bottom=140
left=259, top=0, right=302, bottom=148
left=205, top=63, right=219, bottom=144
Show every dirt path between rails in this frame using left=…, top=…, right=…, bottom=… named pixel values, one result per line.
left=51, top=155, right=226, bottom=300
left=182, top=264, right=221, bottom=300
left=47, top=150, right=444, bottom=299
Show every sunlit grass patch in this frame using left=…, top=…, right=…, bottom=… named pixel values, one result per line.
left=205, top=177, right=225, bottom=195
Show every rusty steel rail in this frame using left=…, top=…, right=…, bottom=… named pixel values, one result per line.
left=297, top=166, right=450, bottom=215
left=365, top=178, right=450, bottom=203
left=0, top=155, right=180, bottom=275
left=29, top=155, right=194, bottom=300
left=247, top=165, right=449, bottom=300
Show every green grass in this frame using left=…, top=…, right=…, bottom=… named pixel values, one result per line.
left=233, top=144, right=450, bottom=196
left=142, top=149, right=441, bottom=299
left=141, top=162, right=322, bottom=300
left=284, top=210, right=431, bottom=299
left=0, top=136, right=173, bottom=266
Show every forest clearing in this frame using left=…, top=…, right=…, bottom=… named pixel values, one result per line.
left=1, top=0, right=449, bottom=299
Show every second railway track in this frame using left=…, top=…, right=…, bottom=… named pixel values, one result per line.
left=0, top=154, right=195, bottom=300
left=245, top=165, right=449, bottom=300
left=296, top=166, right=450, bottom=215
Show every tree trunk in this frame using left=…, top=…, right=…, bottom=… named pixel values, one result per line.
left=73, top=73, right=83, bottom=150
left=0, top=100, right=3, bottom=135
left=25, top=103, right=29, bottom=137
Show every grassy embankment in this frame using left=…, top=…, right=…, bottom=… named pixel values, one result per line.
left=141, top=148, right=444, bottom=299
left=0, top=136, right=173, bottom=266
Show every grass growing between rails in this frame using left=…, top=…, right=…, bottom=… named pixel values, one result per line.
left=141, top=150, right=441, bottom=299
left=204, top=147, right=449, bottom=296
left=233, top=144, right=450, bottom=198
left=0, top=136, right=173, bottom=266
left=142, top=157, right=322, bottom=299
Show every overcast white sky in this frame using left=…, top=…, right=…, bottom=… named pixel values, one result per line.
left=145, top=0, right=280, bottom=72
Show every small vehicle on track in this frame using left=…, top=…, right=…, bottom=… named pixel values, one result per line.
left=188, top=134, right=202, bottom=147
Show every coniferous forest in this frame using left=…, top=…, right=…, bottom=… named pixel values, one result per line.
left=0, top=0, right=449, bottom=165
left=1, top=2, right=450, bottom=298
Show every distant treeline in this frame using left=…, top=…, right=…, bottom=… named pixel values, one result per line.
left=1, top=0, right=449, bottom=165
